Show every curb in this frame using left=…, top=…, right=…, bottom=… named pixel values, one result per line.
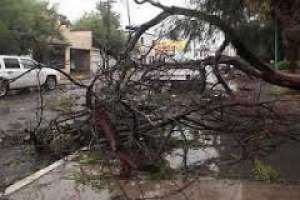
left=0, top=153, right=78, bottom=198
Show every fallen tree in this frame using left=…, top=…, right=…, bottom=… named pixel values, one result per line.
left=9, top=0, right=300, bottom=198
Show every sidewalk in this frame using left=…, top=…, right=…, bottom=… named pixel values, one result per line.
left=2, top=154, right=300, bottom=200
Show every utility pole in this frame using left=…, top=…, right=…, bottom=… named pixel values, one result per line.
left=274, top=17, right=279, bottom=68
left=100, top=0, right=114, bottom=68
left=126, top=0, right=131, bottom=26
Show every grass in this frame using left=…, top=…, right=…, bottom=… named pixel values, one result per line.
left=145, top=159, right=175, bottom=181
left=78, top=151, right=104, bottom=165
left=69, top=171, right=106, bottom=191
left=67, top=151, right=109, bottom=191
left=252, top=159, right=281, bottom=183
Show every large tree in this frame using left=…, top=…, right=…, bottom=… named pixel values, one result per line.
left=122, top=0, right=300, bottom=90
left=0, top=0, right=62, bottom=55
left=167, top=0, right=276, bottom=61
left=211, top=0, right=300, bottom=69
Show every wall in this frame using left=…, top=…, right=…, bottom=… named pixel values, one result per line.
left=90, top=48, right=101, bottom=74
left=61, top=26, right=93, bottom=50
left=63, top=28, right=92, bottom=75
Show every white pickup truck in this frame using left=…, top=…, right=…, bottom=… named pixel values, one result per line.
left=0, top=55, right=60, bottom=97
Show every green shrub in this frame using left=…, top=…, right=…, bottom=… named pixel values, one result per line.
left=69, top=172, right=105, bottom=191
left=252, top=159, right=281, bottom=183
left=146, top=160, right=174, bottom=180
left=276, top=61, right=300, bottom=70
left=78, top=151, right=103, bottom=165
left=276, top=61, right=290, bottom=70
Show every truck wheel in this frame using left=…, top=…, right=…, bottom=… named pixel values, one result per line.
left=0, top=80, right=9, bottom=97
left=45, top=76, right=57, bottom=91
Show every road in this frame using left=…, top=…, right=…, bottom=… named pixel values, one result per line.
left=0, top=85, right=86, bottom=190
left=0, top=86, right=86, bottom=138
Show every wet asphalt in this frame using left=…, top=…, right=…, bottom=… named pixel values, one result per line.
left=0, top=86, right=86, bottom=190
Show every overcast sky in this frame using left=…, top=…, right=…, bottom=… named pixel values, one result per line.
left=48, top=0, right=187, bottom=27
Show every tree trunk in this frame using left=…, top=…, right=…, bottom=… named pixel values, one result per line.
left=271, top=0, right=300, bottom=72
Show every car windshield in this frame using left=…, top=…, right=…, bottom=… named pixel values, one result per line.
left=21, top=59, right=36, bottom=68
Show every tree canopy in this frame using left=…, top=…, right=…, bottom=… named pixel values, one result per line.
left=168, top=0, right=276, bottom=61
left=73, top=2, right=125, bottom=58
left=189, top=0, right=299, bottom=66
left=0, top=0, right=62, bottom=55
left=126, top=0, right=300, bottom=89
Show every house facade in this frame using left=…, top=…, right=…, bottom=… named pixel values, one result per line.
left=40, top=25, right=101, bottom=79
left=61, top=26, right=101, bottom=77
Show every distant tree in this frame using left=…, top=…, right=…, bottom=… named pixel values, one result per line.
left=0, top=0, right=62, bottom=55
left=73, top=2, right=125, bottom=58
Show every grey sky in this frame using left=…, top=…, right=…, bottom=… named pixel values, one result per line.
left=48, top=0, right=186, bottom=27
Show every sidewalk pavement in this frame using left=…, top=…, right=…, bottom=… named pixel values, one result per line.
left=1, top=153, right=300, bottom=200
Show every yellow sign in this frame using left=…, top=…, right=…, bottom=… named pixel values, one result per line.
left=154, top=40, right=187, bottom=56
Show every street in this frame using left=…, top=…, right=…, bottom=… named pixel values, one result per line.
left=0, top=86, right=86, bottom=137
left=0, top=85, right=86, bottom=190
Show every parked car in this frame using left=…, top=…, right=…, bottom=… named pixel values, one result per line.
left=0, top=55, right=60, bottom=97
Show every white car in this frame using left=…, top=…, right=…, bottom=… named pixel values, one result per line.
left=0, top=55, right=60, bottom=97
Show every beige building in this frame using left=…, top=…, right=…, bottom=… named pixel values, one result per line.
left=42, top=26, right=101, bottom=79
left=61, top=26, right=101, bottom=76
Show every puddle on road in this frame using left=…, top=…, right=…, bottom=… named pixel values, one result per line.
left=165, top=148, right=219, bottom=171
left=163, top=126, right=300, bottom=182
left=164, top=127, right=221, bottom=172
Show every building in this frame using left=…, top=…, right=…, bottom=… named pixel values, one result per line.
left=135, top=35, right=236, bottom=83
left=61, top=26, right=101, bottom=77
left=137, top=32, right=236, bottom=65
left=39, top=25, right=101, bottom=79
